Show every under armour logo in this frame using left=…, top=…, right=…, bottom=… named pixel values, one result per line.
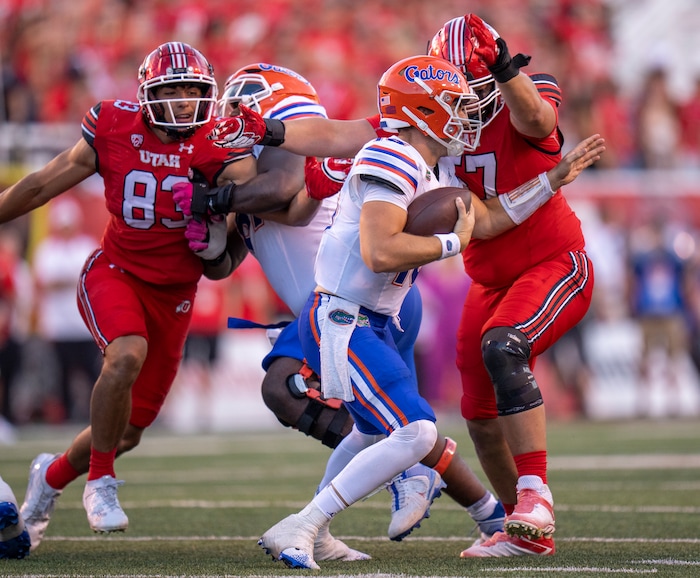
left=179, top=143, right=194, bottom=154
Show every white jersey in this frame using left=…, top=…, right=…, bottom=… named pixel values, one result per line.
left=315, top=136, right=462, bottom=316
left=238, top=95, right=333, bottom=316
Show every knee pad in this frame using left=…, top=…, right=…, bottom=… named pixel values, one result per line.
left=283, top=369, right=353, bottom=449
left=388, top=419, right=438, bottom=463
left=481, top=327, right=543, bottom=416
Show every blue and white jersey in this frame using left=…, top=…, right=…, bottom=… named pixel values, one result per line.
left=315, top=136, right=460, bottom=316
left=236, top=96, right=334, bottom=316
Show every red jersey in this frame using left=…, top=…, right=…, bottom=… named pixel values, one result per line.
left=81, top=100, right=244, bottom=286
left=454, top=73, right=585, bottom=288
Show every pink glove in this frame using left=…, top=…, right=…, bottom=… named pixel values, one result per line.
left=173, top=182, right=194, bottom=217
left=304, top=156, right=354, bottom=201
left=207, top=104, right=269, bottom=149
left=184, top=216, right=227, bottom=261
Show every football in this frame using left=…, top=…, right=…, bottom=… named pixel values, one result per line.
left=404, top=186, right=472, bottom=236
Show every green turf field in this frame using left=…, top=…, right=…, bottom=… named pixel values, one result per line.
left=1, top=417, right=698, bottom=577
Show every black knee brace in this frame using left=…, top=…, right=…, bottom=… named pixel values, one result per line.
left=481, top=327, right=543, bottom=416
left=285, top=373, right=351, bottom=449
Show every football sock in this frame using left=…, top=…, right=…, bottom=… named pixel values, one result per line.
left=316, top=422, right=431, bottom=515
left=466, top=491, right=505, bottom=535
left=45, top=454, right=81, bottom=490
left=316, top=428, right=379, bottom=492
left=513, top=450, right=548, bottom=483
left=312, top=484, right=346, bottom=519
left=516, top=475, right=554, bottom=505
left=87, top=447, right=117, bottom=481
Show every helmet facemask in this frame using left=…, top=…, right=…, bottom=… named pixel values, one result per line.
left=216, top=74, right=274, bottom=116
left=407, top=75, right=482, bottom=156
left=218, top=64, right=320, bottom=117
left=137, top=42, right=218, bottom=139
left=138, top=80, right=217, bottom=139
left=466, top=72, right=504, bottom=128
left=427, top=16, right=505, bottom=129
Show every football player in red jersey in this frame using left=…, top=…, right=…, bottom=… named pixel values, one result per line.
left=205, top=13, right=604, bottom=558
left=0, top=42, right=261, bottom=551
left=426, top=14, right=586, bottom=557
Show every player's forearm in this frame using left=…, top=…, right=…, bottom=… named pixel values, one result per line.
left=473, top=171, right=556, bottom=237
left=471, top=196, right=517, bottom=240
left=258, top=190, right=320, bottom=227
left=232, top=171, right=304, bottom=215
left=201, top=252, right=233, bottom=280
left=361, top=232, right=448, bottom=273
left=0, top=173, right=60, bottom=223
left=282, top=118, right=374, bottom=158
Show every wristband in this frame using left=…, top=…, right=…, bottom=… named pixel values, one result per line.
left=261, top=118, right=286, bottom=146
left=188, top=180, right=210, bottom=219
left=206, top=182, right=237, bottom=214
left=498, top=172, right=553, bottom=225
left=434, top=233, right=461, bottom=260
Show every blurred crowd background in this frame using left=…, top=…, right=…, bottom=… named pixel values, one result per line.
left=1, top=0, right=699, bottom=437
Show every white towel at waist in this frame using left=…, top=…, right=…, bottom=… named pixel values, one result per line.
left=319, top=294, right=359, bottom=401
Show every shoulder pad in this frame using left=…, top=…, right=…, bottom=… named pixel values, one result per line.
left=353, top=137, right=421, bottom=196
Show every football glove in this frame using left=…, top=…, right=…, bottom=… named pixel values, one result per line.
left=207, top=104, right=286, bottom=149
left=184, top=215, right=228, bottom=261
left=173, top=180, right=236, bottom=218
left=467, top=13, right=531, bottom=83
left=304, top=156, right=354, bottom=200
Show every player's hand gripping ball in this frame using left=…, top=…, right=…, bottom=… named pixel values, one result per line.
left=404, top=186, right=472, bottom=236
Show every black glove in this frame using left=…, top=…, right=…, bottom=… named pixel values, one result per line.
left=173, top=171, right=237, bottom=220
left=488, top=38, right=531, bottom=83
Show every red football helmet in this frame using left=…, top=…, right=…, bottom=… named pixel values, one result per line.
left=377, top=55, right=482, bottom=156
left=217, top=63, right=319, bottom=117
left=428, top=15, right=504, bottom=127
left=137, top=42, right=218, bottom=138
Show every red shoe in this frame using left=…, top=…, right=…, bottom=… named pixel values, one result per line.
left=505, top=488, right=555, bottom=539
left=460, top=531, right=555, bottom=557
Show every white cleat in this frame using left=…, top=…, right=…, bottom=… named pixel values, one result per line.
left=83, top=476, right=129, bottom=533
left=20, top=453, right=62, bottom=551
left=314, top=522, right=370, bottom=562
left=258, top=509, right=321, bottom=570
left=387, top=465, right=445, bottom=541
left=279, top=546, right=321, bottom=570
